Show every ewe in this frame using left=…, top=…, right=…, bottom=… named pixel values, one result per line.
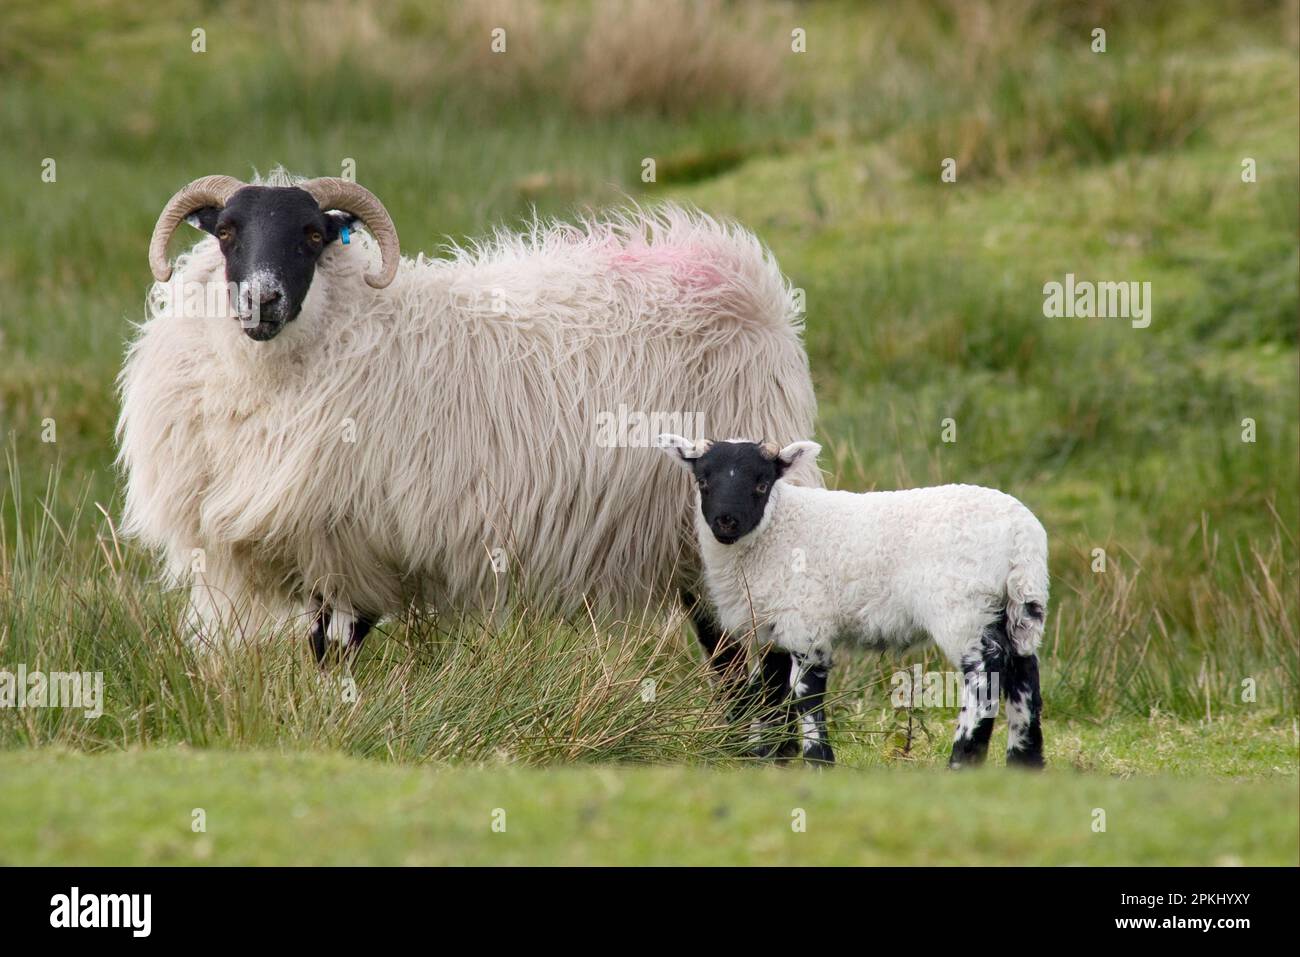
left=657, top=434, right=1049, bottom=768
left=119, top=170, right=818, bottom=673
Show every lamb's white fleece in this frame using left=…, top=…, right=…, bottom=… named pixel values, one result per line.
left=697, top=478, right=1049, bottom=667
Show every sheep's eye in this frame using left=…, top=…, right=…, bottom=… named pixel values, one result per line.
left=307, top=230, right=324, bottom=246
left=755, top=482, right=770, bottom=494
left=697, top=478, right=708, bottom=491
left=216, top=226, right=233, bottom=242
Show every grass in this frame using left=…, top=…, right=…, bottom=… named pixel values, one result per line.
left=0, top=0, right=1297, bottom=864
left=1, top=743, right=1294, bottom=865
left=3, top=479, right=1295, bottom=769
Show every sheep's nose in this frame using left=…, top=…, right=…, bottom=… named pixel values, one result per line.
left=236, top=280, right=283, bottom=318
left=716, top=515, right=738, bottom=534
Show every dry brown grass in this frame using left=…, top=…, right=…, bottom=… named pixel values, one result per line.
left=275, top=0, right=784, bottom=115
left=571, top=0, right=784, bottom=115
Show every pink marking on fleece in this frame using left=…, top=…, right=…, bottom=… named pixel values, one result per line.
left=609, top=243, right=728, bottom=291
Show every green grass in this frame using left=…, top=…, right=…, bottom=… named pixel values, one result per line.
left=0, top=0, right=1297, bottom=864
left=1, top=743, right=1294, bottom=866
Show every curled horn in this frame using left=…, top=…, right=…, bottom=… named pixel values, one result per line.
left=300, top=177, right=400, bottom=289
left=148, top=175, right=247, bottom=282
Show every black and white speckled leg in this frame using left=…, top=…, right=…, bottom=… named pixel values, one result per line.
left=790, top=652, right=834, bottom=766
left=741, top=647, right=799, bottom=758
left=1004, top=652, right=1045, bottom=768
left=948, top=622, right=1005, bottom=769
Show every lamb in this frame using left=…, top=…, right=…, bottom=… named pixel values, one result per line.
left=656, top=434, right=1049, bottom=769
left=118, top=169, right=819, bottom=673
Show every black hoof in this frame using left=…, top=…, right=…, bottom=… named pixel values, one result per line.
left=1006, top=749, right=1046, bottom=769
left=803, top=742, right=835, bottom=766
left=744, top=733, right=801, bottom=761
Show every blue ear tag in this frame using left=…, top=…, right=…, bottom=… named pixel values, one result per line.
left=340, top=226, right=351, bottom=245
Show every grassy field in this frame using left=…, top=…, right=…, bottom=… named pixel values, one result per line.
left=0, top=0, right=1297, bottom=865
left=2, top=741, right=1295, bottom=865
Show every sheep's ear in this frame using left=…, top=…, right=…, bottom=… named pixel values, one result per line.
left=656, top=433, right=709, bottom=471
left=323, top=210, right=360, bottom=244
left=777, top=440, right=821, bottom=471
left=185, top=207, right=221, bottom=235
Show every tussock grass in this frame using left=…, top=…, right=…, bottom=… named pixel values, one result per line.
left=0, top=458, right=743, bottom=764
left=897, top=58, right=1208, bottom=182
left=572, top=0, right=784, bottom=116
left=3, top=454, right=1293, bottom=767
left=1044, top=522, right=1298, bottom=719
left=273, top=0, right=785, bottom=117
left=831, top=0, right=1216, bottom=181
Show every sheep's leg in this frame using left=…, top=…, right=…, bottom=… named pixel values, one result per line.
left=183, top=565, right=265, bottom=650
left=309, top=599, right=331, bottom=664
left=790, top=652, right=834, bottom=766
left=308, top=598, right=376, bottom=664
left=346, top=615, right=376, bottom=654
left=947, top=623, right=1006, bottom=769
left=1003, top=652, right=1045, bottom=768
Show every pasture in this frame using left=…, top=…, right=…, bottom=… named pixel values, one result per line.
left=0, top=0, right=1297, bottom=865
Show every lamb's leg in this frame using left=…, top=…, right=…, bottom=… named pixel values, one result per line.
left=790, top=652, right=834, bottom=766
left=681, top=589, right=746, bottom=681
left=678, top=592, right=798, bottom=748
left=680, top=588, right=760, bottom=725
left=741, top=647, right=799, bottom=758
left=1004, top=652, right=1045, bottom=768
left=948, top=623, right=1006, bottom=769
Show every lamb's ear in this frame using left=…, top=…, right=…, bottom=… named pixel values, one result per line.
left=777, top=440, right=821, bottom=472
left=656, top=434, right=709, bottom=471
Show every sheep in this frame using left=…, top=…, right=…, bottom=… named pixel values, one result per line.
left=656, top=434, right=1049, bottom=768
left=118, top=169, right=820, bottom=675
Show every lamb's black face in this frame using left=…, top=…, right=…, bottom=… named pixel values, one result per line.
left=187, top=186, right=354, bottom=341
left=690, top=442, right=787, bottom=545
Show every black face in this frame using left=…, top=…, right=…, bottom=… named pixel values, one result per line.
left=688, top=442, right=788, bottom=545
left=187, top=186, right=355, bottom=341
